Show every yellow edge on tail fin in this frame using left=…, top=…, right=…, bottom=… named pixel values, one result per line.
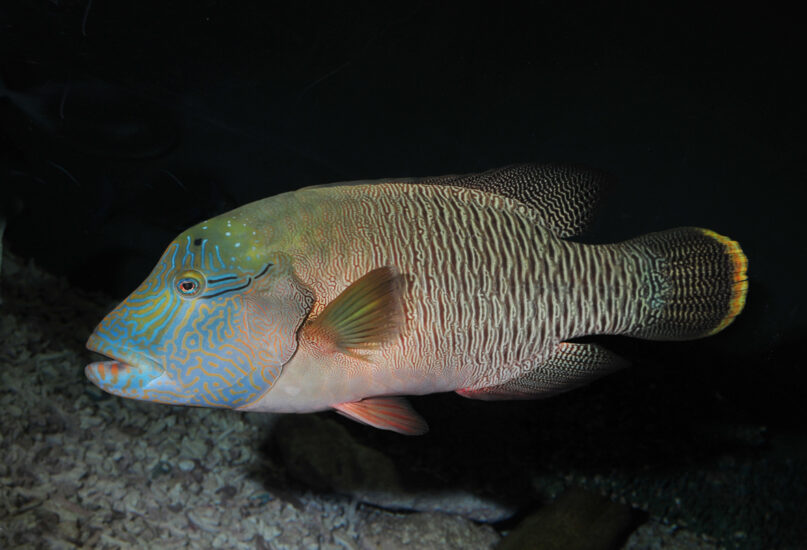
left=698, top=228, right=749, bottom=335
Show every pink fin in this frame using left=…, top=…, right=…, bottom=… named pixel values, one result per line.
left=332, top=396, right=428, bottom=435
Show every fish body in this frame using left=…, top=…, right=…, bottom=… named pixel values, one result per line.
left=86, top=165, right=748, bottom=434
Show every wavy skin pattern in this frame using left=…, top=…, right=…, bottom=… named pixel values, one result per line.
left=281, top=182, right=645, bottom=393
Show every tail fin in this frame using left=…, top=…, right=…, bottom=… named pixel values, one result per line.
left=626, top=227, right=748, bottom=341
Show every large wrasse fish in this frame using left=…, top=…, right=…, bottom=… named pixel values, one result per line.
left=85, top=165, right=748, bottom=434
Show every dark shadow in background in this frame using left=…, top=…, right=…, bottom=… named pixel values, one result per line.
left=2, top=2, right=805, bottom=548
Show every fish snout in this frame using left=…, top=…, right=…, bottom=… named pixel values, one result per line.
left=85, top=359, right=164, bottom=397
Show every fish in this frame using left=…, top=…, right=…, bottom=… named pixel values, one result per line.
left=85, top=164, right=748, bottom=435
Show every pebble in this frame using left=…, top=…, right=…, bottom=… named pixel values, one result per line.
left=179, top=459, right=195, bottom=472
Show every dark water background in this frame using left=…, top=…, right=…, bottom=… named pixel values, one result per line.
left=1, top=2, right=805, bottom=547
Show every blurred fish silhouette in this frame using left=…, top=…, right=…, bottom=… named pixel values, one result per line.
left=0, top=75, right=180, bottom=159
left=86, top=165, right=748, bottom=435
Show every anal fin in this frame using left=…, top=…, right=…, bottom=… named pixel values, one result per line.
left=333, top=396, right=428, bottom=435
left=457, top=342, right=628, bottom=401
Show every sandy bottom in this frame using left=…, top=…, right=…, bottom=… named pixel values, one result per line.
left=1, top=248, right=794, bottom=549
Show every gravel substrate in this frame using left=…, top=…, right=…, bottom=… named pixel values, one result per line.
left=1, top=248, right=802, bottom=549
left=0, top=251, right=502, bottom=549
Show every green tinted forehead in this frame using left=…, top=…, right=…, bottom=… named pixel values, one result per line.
left=179, top=210, right=271, bottom=272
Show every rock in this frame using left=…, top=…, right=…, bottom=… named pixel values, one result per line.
left=359, top=511, right=500, bottom=550
left=274, top=414, right=517, bottom=522
left=376, top=489, right=516, bottom=524
left=275, top=414, right=402, bottom=493
left=623, top=519, right=720, bottom=550
left=496, top=487, right=639, bottom=550
left=244, top=411, right=282, bottom=429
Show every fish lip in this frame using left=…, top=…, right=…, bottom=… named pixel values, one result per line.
left=84, top=333, right=170, bottom=400
left=85, top=332, right=163, bottom=376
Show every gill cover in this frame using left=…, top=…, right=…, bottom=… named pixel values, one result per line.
left=87, top=222, right=315, bottom=408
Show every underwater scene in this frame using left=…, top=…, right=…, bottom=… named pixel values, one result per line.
left=1, top=2, right=805, bottom=549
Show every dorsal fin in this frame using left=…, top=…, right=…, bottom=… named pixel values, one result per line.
left=419, top=164, right=609, bottom=238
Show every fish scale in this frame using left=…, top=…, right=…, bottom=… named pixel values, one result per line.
left=282, top=183, right=640, bottom=389
left=85, top=164, right=747, bottom=435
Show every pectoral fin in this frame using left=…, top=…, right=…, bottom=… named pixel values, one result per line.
left=457, top=342, right=628, bottom=400
left=333, top=396, right=428, bottom=435
left=306, top=267, right=404, bottom=358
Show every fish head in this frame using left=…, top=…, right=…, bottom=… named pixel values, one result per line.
left=85, top=209, right=314, bottom=409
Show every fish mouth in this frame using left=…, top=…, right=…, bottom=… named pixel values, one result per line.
left=85, top=333, right=165, bottom=397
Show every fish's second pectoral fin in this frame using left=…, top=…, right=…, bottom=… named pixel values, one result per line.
left=457, top=342, right=628, bottom=400
left=332, top=396, right=429, bottom=435
left=306, top=267, right=404, bottom=357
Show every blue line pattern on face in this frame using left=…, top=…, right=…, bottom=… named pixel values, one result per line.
left=201, top=279, right=252, bottom=299
left=88, top=236, right=287, bottom=409
left=208, top=275, right=238, bottom=285
left=199, top=239, right=208, bottom=269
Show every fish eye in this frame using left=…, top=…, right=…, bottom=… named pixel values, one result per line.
left=175, top=271, right=205, bottom=298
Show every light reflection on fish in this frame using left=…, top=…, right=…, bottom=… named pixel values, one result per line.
left=85, top=165, right=748, bottom=434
